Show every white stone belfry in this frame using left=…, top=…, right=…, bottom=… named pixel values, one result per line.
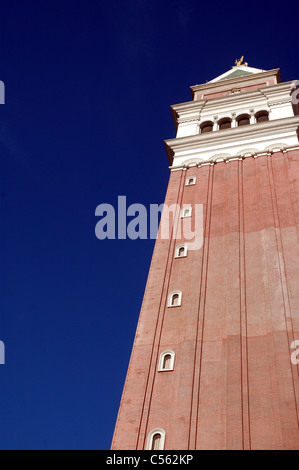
left=165, top=65, right=299, bottom=168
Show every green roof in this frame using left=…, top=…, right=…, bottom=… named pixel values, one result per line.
left=219, top=69, right=253, bottom=81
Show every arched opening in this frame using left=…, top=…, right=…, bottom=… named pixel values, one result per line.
left=186, top=176, right=196, bottom=186
left=181, top=206, right=192, bottom=218
left=158, top=350, right=175, bottom=372
left=255, top=111, right=269, bottom=123
left=151, top=433, right=162, bottom=450
left=175, top=244, right=187, bottom=258
left=218, top=118, right=231, bottom=130
left=200, top=121, right=213, bottom=133
left=237, top=114, right=250, bottom=126
left=163, top=354, right=172, bottom=369
left=178, top=246, right=185, bottom=257
left=168, top=291, right=182, bottom=307
left=146, top=429, right=166, bottom=450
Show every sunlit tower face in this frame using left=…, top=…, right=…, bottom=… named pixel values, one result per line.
left=111, top=62, right=299, bottom=450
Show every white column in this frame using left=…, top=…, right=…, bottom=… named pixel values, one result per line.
left=231, top=113, right=237, bottom=128
left=213, top=116, right=218, bottom=131
left=249, top=109, right=255, bottom=124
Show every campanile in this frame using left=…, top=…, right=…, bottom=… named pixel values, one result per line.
left=111, top=61, right=299, bottom=450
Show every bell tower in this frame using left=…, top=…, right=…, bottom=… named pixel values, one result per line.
left=111, top=61, right=299, bottom=450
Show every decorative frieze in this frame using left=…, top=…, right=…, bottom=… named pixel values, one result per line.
left=169, top=144, right=299, bottom=171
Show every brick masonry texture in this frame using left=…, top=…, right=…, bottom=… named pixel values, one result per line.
left=111, top=149, right=299, bottom=450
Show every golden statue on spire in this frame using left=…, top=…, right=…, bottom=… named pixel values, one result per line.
left=235, top=56, right=248, bottom=66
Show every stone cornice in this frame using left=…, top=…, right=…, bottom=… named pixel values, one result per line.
left=164, top=116, right=299, bottom=165
left=170, top=81, right=294, bottom=129
left=190, top=68, right=281, bottom=98
left=168, top=145, right=299, bottom=171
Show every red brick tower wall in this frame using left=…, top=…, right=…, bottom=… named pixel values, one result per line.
left=111, top=149, right=299, bottom=450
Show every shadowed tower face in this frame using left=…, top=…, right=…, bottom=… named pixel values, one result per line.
left=111, top=62, right=299, bottom=450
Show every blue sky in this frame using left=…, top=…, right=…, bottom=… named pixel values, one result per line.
left=0, top=0, right=298, bottom=450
